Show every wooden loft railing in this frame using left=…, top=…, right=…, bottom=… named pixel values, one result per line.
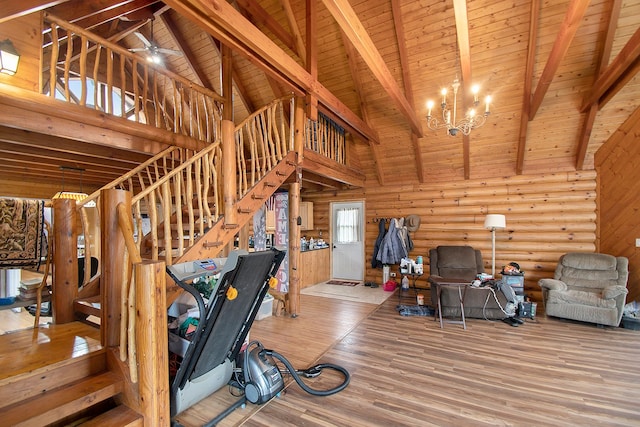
left=42, top=13, right=223, bottom=144
left=305, top=111, right=347, bottom=165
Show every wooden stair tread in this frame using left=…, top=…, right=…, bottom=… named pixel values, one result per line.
left=0, top=347, right=107, bottom=408
left=80, top=404, right=143, bottom=427
left=74, top=295, right=102, bottom=318
left=0, top=371, right=123, bottom=426
left=0, top=322, right=102, bottom=381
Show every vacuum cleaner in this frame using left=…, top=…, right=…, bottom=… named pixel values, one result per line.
left=203, top=340, right=350, bottom=426
left=238, top=340, right=350, bottom=404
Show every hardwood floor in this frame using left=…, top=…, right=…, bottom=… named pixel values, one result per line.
left=178, top=293, right=640, bottom=427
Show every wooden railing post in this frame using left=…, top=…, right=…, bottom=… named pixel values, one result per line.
left=52, top=198, right=78, bottom=324
left=101, top=188, right=131, bottom=347
left=135, top=260, right=169, bottom=425
left=222, top=119, right=237, bottom=225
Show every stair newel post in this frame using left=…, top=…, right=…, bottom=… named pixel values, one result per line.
left=52, top=198, right=78, bottom=324
left=222, top=118, right=237, bottom=226
left=101, top=188, right=131, bottom=347
left=135, top=259, right=170, bottom=425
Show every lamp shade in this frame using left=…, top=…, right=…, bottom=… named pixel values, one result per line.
left=484, top=214, right=506, bottom=230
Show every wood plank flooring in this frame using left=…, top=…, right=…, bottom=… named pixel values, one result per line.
left=178, top=293, right=640, bottom=426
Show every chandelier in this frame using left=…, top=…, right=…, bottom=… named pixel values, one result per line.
left=426, top=77, right=491, bottom=136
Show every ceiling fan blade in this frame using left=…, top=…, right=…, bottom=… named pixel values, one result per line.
left=134, top=31, right=152, bottom=48
left=156, top=48, right=183, bottom=56
left=128, top=48, right=148, bottom=52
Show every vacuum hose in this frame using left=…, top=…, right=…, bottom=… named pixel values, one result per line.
left=265, top=349, right=350, bottom=396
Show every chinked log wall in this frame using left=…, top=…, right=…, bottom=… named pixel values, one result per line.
left=303, top=170, right=597, bottom=303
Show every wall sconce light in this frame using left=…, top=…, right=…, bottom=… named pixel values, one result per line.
left=0, top=39, right=20, bottom=76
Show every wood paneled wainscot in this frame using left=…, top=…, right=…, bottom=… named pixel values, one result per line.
left=300, top=247, right=330, bottom=288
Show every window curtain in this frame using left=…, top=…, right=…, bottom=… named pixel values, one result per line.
left=336, top=208, right=359, bottom=243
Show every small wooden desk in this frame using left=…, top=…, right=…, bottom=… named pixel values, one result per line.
left=430, top=277, right=470, bottom=329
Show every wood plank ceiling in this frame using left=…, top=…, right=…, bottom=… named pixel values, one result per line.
left=0, top=0, right=638, bottom=196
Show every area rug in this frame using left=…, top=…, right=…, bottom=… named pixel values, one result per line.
left=301, top=281, right=395, bottom=305
left=326, top=280, right=360, bottom=286
left=0, top=198, right=45, bottom=268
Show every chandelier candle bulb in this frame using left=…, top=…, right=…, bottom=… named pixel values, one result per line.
left=427, top=100, right=434, bottom=117
left=425, top=76, right=492, bottom=136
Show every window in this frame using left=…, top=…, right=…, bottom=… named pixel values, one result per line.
left=336, top=208, right=360, bottom=243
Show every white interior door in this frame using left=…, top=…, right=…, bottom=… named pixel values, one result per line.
left=331, top=201, right=364, bottom=281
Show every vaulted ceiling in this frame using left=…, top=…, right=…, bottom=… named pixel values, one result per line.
left=0, top=0, right=639, bottom=195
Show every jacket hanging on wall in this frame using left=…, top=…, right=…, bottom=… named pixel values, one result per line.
left=371, top=218, right=387, bottom=268
left=376, top=218, right=407, bottom=265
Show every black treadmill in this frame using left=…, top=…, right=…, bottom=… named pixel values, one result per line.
left=165, top=248, right=286, bottom=419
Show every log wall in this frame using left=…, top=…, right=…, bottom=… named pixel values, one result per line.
left=595, top=108, right=640, bottom=303
left=302, top=170, right=597, bottom=302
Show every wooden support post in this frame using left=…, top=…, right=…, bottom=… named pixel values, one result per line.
left=288, top=96, right=305, bottom=317
left=135, top=260, right=169, bottom=426
left=288, top=181, right=301, bottom=317
left=52, top=198, right=78, bottom=324
left=222, top=119, right=237, bottom=225
left=238, top=224, right=249, bottom=251
left=101, top=188, right=131, bottom=347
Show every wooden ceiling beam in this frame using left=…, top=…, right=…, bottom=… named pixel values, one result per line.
left=48, top=0, right=139, bottom=23
left=0, top=0, right=68, bottom=24
left=305, top=0, right=318, bottom=121
left=580, top=26, right=640, bottom=112
left=516, top=0, right=541, bottom=175
left=69, top=0, right=157, bottom=30
left=282, top=0, right=306, bottom=63
left=529, top=0, right=591, bottom=120
left=0, top=133, right=149, bottom=168
left=452, top=0, right=471, bottom=180
left=0, top=151, right=130, bottom=180
left=320, top=0, right=423, bottom=138
left=575, top=0, right=622, bottom=170
left=300, top=170, right=346, bottom=189
left=301, top=149, right=365, bottom=188
left=210, top=36, right=255, bottom=113
left=164, top=0, right=379, bottom=143
left=391, top=0, right=424, bottom=183
left=235, top=0, right=296, bottom=53
left=339, top=30, right=384, bottom=186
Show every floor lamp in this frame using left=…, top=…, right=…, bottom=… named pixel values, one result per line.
left=484, top=214, right=506, bottom=277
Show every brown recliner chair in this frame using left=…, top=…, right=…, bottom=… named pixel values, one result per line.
left=428, top=245, right=509, bottom=319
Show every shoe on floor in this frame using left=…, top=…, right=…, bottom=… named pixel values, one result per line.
left=502, top=317, right=520, bottom=327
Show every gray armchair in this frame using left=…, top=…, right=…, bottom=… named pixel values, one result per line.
left=428, top=245, right=508, bottom=319
left=538, top=252, right=629, bottom=327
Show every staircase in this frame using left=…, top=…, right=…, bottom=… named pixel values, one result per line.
left=0, top=323, right=142, bottom=426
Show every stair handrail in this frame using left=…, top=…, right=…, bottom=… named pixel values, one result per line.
left=130, top=140, right=223, bottom=265
left=116, top=202, right=142, bottom=384
left=235, top=95, right=295, bottom=196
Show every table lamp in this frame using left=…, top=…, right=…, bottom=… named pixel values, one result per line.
left=484, top=214, right=506, bottom=277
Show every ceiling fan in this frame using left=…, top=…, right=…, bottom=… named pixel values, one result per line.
left=129, top=19, right=182, bottom=64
